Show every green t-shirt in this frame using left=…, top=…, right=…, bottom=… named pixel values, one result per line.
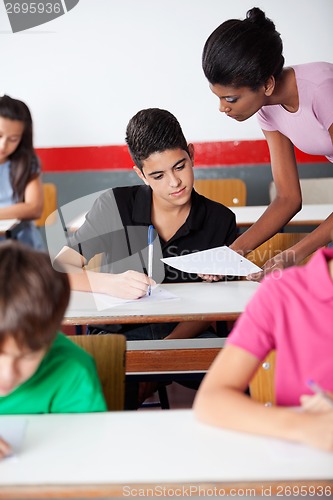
left=0, top=333, right=107, bottom=414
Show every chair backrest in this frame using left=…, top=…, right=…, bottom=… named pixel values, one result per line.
left=35, top=183, right=57, bottom=227
left=70, top=334, right=126, bottom=411
left=249, top=351, right=276, bottom=406
left=194, top=179, right=247, bottom=206
left=269, top=178, right=333, bottom=204
left=246, top=232, right=310, bottom=268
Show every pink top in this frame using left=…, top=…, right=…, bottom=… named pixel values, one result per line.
left=227, top=248, right=333, bottom=406
left=257, top=62, right=333, bottom=162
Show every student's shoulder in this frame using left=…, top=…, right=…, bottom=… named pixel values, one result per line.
left=93, top=185, right=144, bottom=210
left=47, top=333, right=96, bottom=371
left=293, top=62, right=333, bottom=86
left=259, top=263, right=307, bottom=298
left=100, top=184, right=149, bottom=206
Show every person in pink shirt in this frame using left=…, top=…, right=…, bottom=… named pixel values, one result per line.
left=194, top=246, right=333, bottom=452
left=201, top=7, right=333, bottom=280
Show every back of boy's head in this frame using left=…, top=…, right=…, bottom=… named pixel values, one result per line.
left=125, top=108, right=189, bottom=171
left=0, top=241, right=70, bottom=351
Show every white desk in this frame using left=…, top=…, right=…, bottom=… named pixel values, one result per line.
left=0, top=410, right=332, bottom=498
left=0, top=219, right=20, bottom=236
left=232, top=204, right=333, bottom=227
left=64, top=281, right=259, bottom=325
left=68, top=204, right=333, bottom=232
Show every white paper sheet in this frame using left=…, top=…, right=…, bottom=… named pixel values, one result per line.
left=67, top=286, right=178, bottom=312
left=0, top=219, right=19, bottom=232
left=161, top=246, right=262, bottom=276
left=0, top=418, right=27, bottom=457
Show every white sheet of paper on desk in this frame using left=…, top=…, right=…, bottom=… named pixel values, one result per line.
left=93, top=287, right=177, bottom=309
left=0, top=418, right=27, bottom=457
left=67, top=287, right=178, bottom=312
left=144, top=286, right=178, bottom=302
left=161, top=246, right=262, bottom=276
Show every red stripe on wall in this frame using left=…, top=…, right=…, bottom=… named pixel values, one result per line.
left=36, top=140, right=329, bottom=173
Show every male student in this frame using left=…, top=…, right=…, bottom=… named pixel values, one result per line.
left=55, top=108, right=237, bottom=341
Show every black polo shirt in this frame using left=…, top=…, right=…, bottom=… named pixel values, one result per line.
left=69, top=184, right=236, bottom=284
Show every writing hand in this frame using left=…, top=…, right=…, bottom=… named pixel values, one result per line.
left=111, top=271, right=156, bottom=299
left=300, top=392, right=333, bottom=413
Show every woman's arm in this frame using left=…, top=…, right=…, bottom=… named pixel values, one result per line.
left=0, top=176, right=43, bottom=220
left=230, top=131, right=302, bottom=257
left=54, top=246, right=154, bottom=300
left=248, top=124, right=333, bottom=278
left=194, top=345, right=333, bottom=452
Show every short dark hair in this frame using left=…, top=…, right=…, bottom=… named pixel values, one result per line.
left=202, top=7, right=284, bottom=90
left=125, top=108, right=189, bottom=171
left=0, top=241, right=70, bottom=351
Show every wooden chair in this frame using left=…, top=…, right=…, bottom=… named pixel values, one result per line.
left=249, top=351, right=276, bottom=406
left=70, top=334, right=126, bottom=411
left=194, top=178, right=247, bottom=206
left=35, top=183, right=57, bottom=227
left=246, top=232, right=310, bottom=268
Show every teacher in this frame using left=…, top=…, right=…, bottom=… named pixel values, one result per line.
left=202, top=7, right=333, bottom=279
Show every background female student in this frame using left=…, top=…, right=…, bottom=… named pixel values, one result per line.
left=202, top=7, right=333, bottom=279
left=0, top=94, right=45, bottom=249
left=194, top=244, right=333, bottom=452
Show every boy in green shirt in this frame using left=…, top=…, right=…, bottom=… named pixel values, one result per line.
left=0, top=241, right=106, bottom=459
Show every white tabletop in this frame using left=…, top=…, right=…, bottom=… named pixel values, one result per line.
left=0, top=410, right=332, bottom=498
left=67, top=204, right=333, bottom=232
left=232, top=204, right=333, bottom=227
left=64, top=280, right=260, bottom=325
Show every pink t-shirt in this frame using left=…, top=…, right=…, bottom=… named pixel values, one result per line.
left=227, top=248, right=333, bottom=406
left=257, top=62, right=333, bottom=162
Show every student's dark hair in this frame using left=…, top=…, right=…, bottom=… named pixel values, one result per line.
left=125, top=108, right=189, bottom=171
left=0, top=95, right=40, bottom=202
left=0, top=241, right=70, bottom=351
left=202, top=7, right=284, bottom=90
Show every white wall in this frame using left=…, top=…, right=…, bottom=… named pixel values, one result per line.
left=1, top=0, right=332, bottom=148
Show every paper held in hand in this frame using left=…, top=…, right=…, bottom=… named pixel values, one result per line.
left=161, top=246, right=262, bottom=276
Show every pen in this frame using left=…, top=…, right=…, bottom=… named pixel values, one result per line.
left=147, top=224, right=154, bottom=296
left=306, top=379, right=333, bottom=407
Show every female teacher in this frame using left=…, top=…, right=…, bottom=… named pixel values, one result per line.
left=202, top=7, right=333, bottom=279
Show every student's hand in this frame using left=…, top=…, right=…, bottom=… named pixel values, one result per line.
left=246, top=250, right=296, bottom=282
left=300, top=393, right=333, bottom=413
left=107, top=270, right=156, bottom=300
left=198, top=274, right=224, bottom=282
left=0, top=437, right=12, bottom=459
left=299, top=411, right=333, bottom=452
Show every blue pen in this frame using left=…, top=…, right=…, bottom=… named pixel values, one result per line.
left=147, top=225, right=154, bottom=296
left=307, top=379, right=333, bottom=407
